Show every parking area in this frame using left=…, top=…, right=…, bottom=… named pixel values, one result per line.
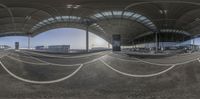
left=0, top=50, right=200, bottom=99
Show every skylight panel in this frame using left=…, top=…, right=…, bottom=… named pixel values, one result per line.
left=132, top=13, right=141, bottom=19
left=142, top=19, right=151, bottom=23
left=112, top=11, right=123, bottom=16
left=102, top=11, right=112, bottom=16
left=55, top=16, right=62, bottom=20
left=94, top=13, right=103, bottom=18
left=48, top=18, right=54, bottom=22
left=123, top=12, right=134, bottom=17
left=138, top=16, right=147, bottom=21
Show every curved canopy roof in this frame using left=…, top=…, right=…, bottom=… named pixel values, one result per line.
left=0, top=0, right=200, bottom=44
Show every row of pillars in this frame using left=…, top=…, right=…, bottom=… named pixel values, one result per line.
left=154, top=32, right=197, bottom=52
left=26, top=32, right=197, bottom=53
left=154, top=32, right=197, bottom=53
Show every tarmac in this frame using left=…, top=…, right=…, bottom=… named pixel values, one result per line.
left=0, top=50, right=200, bottom=99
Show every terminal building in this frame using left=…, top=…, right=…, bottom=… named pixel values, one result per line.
left=35, top=45, right=70, bottom=53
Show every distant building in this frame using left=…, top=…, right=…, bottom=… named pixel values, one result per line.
left=0, top=45, right=11, bottom=49
left=48, top=45, right=70, bottom=53
left=35, top=46, right=46, bottom=50
left=35, top=45, right=70, bottom=53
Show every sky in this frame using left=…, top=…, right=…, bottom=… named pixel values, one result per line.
left=180, top=37, right=200, bottom=45
left=0, top=28, right=109, bottom=49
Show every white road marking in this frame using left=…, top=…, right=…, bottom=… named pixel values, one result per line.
left=112, top=53, right=199, bottom=66
left=23, top=50, right=109, bottom=59
left=17, top=52, right=50, bottom=64
left=107, top=55, right=141, bottom=63
left=197, top=58, right=200, bottom=63
left=173, top=58, right=198, bottom=66
left=0, top=51, right=103, bottom=84
left=6, top=55, right=77, bottom=66
left=0, top=50, right=199, bottom=84
left=100, top=59, right=176, bottom=78
left=0, top=60, right=83, bottom=84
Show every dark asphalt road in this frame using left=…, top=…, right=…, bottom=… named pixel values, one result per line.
left=0, top=50, right=200, bottom=99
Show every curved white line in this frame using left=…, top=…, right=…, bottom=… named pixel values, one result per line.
left=112, top=53, right=199, bottom=66
left=198, top=58, right=200, bottom=63
left=0, top=60, right=83, bottom=84
left=23, top=50, right=108, bottom=59
left=107, top=55, right=141, bottom=63
left=100, top=59, right=176, bottom=78
left=173, top=58, right=198, bottom=66
left=15, top=52, right=49, bottom=63
left=112, top=54, right=172, bottom=66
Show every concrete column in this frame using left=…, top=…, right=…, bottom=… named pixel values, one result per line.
left=15, top=42, right=19, bottom=50
left=193, top=37, right=195, bottom=50
left=155, top=32, right=158, bottom=53
left=108, top=43, right=110, bottom=49
left=86, top=26, right=89, bottom=52
left=112, top=34, right=121, bottom=51
left=28, top=35, right=31, bottom=49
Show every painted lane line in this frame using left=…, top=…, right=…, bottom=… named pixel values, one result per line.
left=22, top=51, right=108, bottom=66
left=82, top=56, right=103, bottom=65
left=173, top=58, right=198, bottom=66
left=20, top=51, right=109, bottom=65
left=112, top=53, right=199, bottom=66
left=100, top=59, right=176, bottom=78
left=6, top=55, right=79, bottom=67
left=7, top=55, right=50, bottom=65
left=0, top=55, right=5, bottom=59
left=0, top=60, right=83, bottom=84
left=0, top=51, right=101, bottom=84
left=197, top=58, right=200, bottom=63
left=9, top=52, right=46, bottom=62
left=17, top=52, right=50, bottom=64
left=10, top=52, right=55, bottom=64
left=107, top=55, right=142, bottom=63
left=22, top=50, right=109, bottom=59
left=112, top=53, right=173, bottom=66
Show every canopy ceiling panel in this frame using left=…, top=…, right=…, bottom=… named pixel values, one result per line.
left=0, top=0, right=199, bottom=44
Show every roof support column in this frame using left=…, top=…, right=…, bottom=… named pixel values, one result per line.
left=86, top=26, right=89, bottom=53
left=28, top=33, right=31, bottom=50
left=112, top=34, right=121, bottom=51
left=192, top=36, right=195, bottom=51
left=155, top=32, right=158, bottom=53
